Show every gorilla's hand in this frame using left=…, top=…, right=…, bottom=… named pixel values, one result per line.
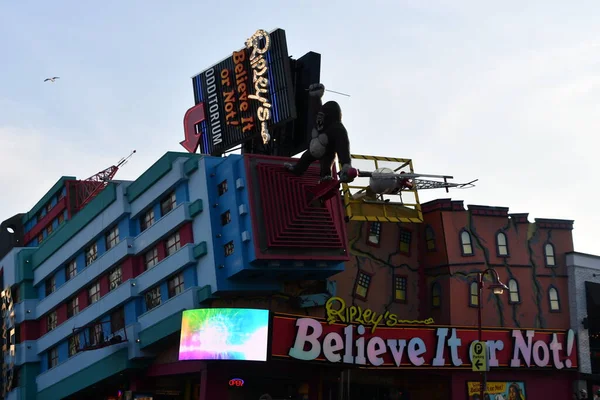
left=308, top=83, right=325, bottom=98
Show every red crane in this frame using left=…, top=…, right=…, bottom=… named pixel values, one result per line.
left=72, top=150, right=136, bottom=212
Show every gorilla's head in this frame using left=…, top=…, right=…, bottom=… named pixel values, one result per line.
left=316, top=101, right=342, bottom=132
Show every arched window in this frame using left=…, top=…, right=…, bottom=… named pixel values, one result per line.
left=461, top=230, right=474, bottom=255
left=425, top=226, right=436, bottom=252
left=496, top=232, right=509, bottom=256
left=548, top=287, right=560, bottom=311
left=508, top=279, right=520, bottom=304
left=431, top=283, right=441, bottom=308
left=545, top=243, right=556, bottom=267
left=367, top=222, right=382, bottom=247
left=469, top=281, right=479, bottom=306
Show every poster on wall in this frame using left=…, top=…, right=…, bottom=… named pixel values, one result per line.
left=467, top=381, right=526, bottom=400
left=178, top=308, right=270, bottom=361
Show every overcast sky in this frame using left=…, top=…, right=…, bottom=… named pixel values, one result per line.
left=1, top=1, right=598, bottom=254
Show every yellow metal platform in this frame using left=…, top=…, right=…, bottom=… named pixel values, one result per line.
left=339, top=154, right=424, bottom=223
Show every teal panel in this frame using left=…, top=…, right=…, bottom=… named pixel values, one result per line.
left=21, top=177, right=76, bottom=224
left=16, top=249, right=35, bottom=282
left=36, top=349, right=146, bottom=400
left=30, top=184, right=117, bottom=270
left=19, top=281, right=36, bottom=300
left=184, top=157, right=201, bottom=175
left=197, top=285, right=214, bottom=305
left=138, top=311, right=183, bottom=348
left=189, top=199, right=203, bottom=218
left=193, top=242, right=207, bottom=259
left=18, top=362, right=39, bottom=400
left=125, top=152, right=203, bottom=203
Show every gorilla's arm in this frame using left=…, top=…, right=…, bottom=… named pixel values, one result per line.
left=334, top=125, right=352, bottom=167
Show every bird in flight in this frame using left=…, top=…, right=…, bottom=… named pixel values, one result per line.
left=44, top=77, right=60, bottom=83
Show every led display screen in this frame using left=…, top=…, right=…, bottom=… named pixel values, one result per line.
left=179, top=308, right=270, bottom=361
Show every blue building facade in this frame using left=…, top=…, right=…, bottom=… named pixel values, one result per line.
left=0, top=152, right=347, bottom=400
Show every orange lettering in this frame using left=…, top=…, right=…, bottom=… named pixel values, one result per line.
left=233, top=50, right=246, bottom=64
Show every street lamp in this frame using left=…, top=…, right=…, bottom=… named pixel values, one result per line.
left=477, top=268, right=509, bottom=400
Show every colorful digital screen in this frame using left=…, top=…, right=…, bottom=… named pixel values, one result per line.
left=179, top=308, right=270, bottom=361
left=467, top=381, right=527, bottom=399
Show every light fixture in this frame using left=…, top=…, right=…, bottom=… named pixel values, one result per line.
left=6, top=227, right=15, bottom=234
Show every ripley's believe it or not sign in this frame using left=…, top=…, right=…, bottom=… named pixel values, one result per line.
left=182, top=28, right=295, bottom=155
left=271, top=297, right=578, bottom=370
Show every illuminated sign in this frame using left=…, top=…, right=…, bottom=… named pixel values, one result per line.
left=325, top=296, right=434, bottom=333
left=178, top=308, right=270, bottom=361
left=183, top=28, right=296, bottom=155
left=467, top=381, right=527, bottom=399
left=1, top=288, right=15, bottom=397
left=229, top=378, right=245, bottom=387
left=271, top=315, right=578, bottom=370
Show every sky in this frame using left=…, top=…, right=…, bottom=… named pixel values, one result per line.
left=0, top=0, right=598, bottom=254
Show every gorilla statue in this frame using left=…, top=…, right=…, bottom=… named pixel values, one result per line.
left=284, top=83, right=355, bottom=183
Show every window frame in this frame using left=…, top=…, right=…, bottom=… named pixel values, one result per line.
left=110, top=308, right=125, bottom=334
left=144, top=247, right=159, bottom=270
left=85, top=242, right=98, bottom=266
left=88, top=282, right=101, bottom=304
left=68, top=335, right=80, bottom=357
left=67, top=297, right=79, bottom=318
left=508, top=278, right=520, bottom=304
left=496, top=231, right=509, bottom=257
left=393, top=275, right=408, bottom=304
left=366, top=222, right=382, bottom=248
left=545, top=243, right=556, bottom=267
left=398, top=229, right=412, bottom=256
left=469, top=281, right=479, bottom=307
left=46, top=310, right=58, bottom=332
left=140, top=208, right=155, bottom=232
left=548, top=286, right=561, bottom=312
left=165, top=232, right=181, bottom=257
left=168, top=273, right=185, bottom=298
left=425, top=225, right=436, bottom=252
left=160, top=191, right=177, bottom=216
left=145, top=286, right=162, bottom=311
left=108, top=266, right=122, bottom=291
left=105, top=226, right=120, bottom=250
left=353, top=270, right=373, bottom=301
left=65, top=259, right=77, bottom=281
left=48, top=347, right=59, bottom=369
left=45, top=276, right=56, bottom=297
left=460, top=229, right=474, bottom=256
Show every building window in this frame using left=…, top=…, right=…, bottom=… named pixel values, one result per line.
left=48, top=347, right=59, bottom=369
left=67, top=297, right=79, bottom=318
left=110, top=308, right=125, bottom=334
left=549, top=287, right=560, bottom=311
left=88, top=283, right=100, bottom=304
left=508, top=279, right=520, bottom=303
left=460, top=230, right=473, bottom=256
left=221, top=210, right=231, bottom=226
left=105, top=226, right=120, bottom=250
left=65, top=260, right=77, bottom=281
left=166, top=232, right=181, bottom=256
left=393, top=276, right=408, bottom=303
left=425, top=226, right=436, bottom=252
left=85, top=243, right=98, bottom=266
left=168, top=273, right=185, bottom=298
left=140, top=209, right=155, bottom=232
left=46, top=224, right=53, bottom=236
left=108, top=266, right=122, bottom=291
left=160, top=191, right=177, bottom=216
left=354, top=271, right=372, bottom=300
left=89, top=323, right=104, bottom=346
left=399, top=230, right=411, bottom=255
left=58, top=190, right=65, bottom=201
left=45, top=203, right=52, bottom=213
left=545, top=243, right=556, bottom=267
left=37, top=233, right=44, bottom=244
left=68, top=335, right=80, bottom=357
left=496, top=232, right=509, bottom=256
left=45, top=276, right=56, bottom=296
left=218, top=180, right=228, bottom=196
left=367, top=222, right=381, bottom=247
left=431, top=283, right=441, bottom=308
left=224, top=241, right=234, bottom=256
left=145, top=287, right=161, bottom=311
left=47, top=311, right=57, bottom=331
left=469, top=281, right=479, bottom=307
left=144, top=247, right=159, bottom=270
left=58, top=213, right=65, bottom=225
